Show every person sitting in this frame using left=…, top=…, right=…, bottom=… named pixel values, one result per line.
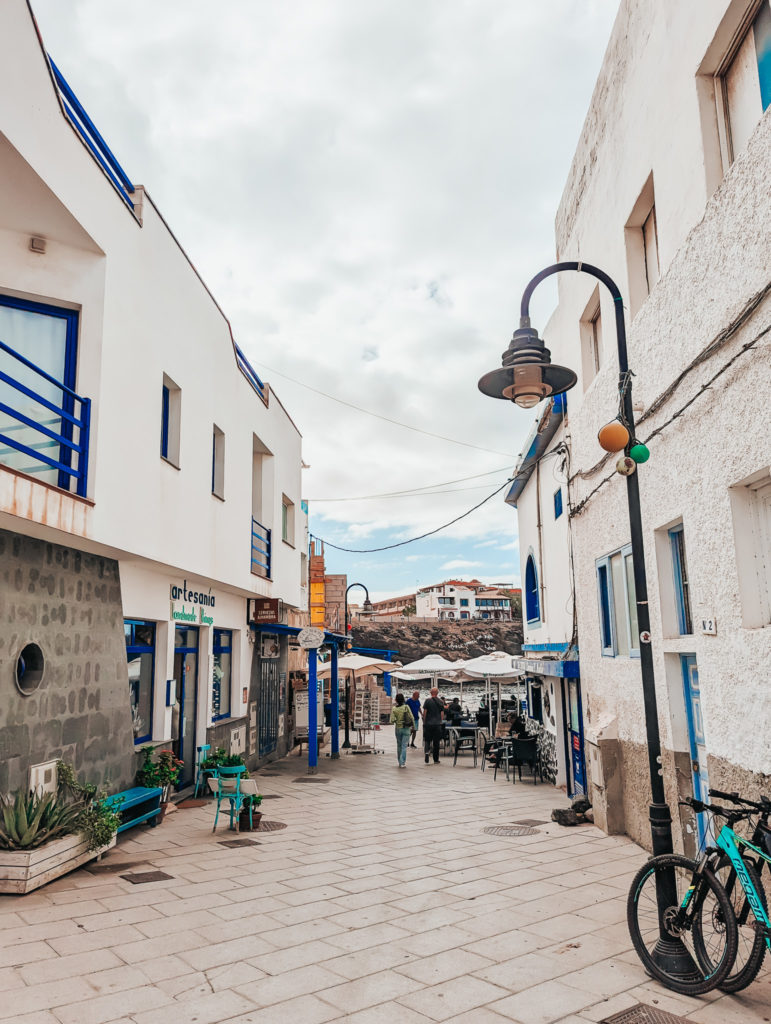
left=447, top=697, right=463, bottom=725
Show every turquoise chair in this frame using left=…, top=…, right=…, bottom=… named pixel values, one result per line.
left=210, top=765, right=246, bottom=832
left=193, top=744, right=214, bottom=798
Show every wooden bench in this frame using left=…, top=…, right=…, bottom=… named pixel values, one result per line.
left=104, top=786, right=163, bottom=833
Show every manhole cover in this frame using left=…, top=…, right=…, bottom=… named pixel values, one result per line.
left=259, top=772, right=281, bottom=777
left=512, top=819, right=547, bottom=826
left=482, top=825, right=540, bottom=837
left=87, top=859, right=148, bottom=874
left=176, top=799, right=208, bottom=808
left=257, top=820, right=287, bottom=831
left=601, top=1006, right=688, bottom=1024
left=120, top=870, right=174, bottom=884
left=293, top=777, right=330, bottom=783
left=259, top=794, right=282, bottom=799
left=218, top=839, right=261, bottom=848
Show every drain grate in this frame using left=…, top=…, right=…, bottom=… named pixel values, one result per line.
left=293, top=777, right=330, bottom=783
left=259, top=794, right=282, bottom=799
left=512, top=818, right=547, bottom=826
left=218, top=838, right=261, bottom=848
left=600, top=1006, right=689, bottom=1024
left=482, top=825, right=540, bottom=837
left=257, top=820, right=287, bottom=831
left=120, top=870, right=174, bottom=884
left=259, top=772, right=281, bottom=777
left=87, top=859, right=148, bottom=874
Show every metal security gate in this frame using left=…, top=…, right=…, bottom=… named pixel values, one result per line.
left=258, top=660, right=280, bottom=757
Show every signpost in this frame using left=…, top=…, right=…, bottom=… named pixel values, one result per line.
left=297, top=627, right=325, bottom=773
left=297, top=627, right=325, bottom=649
left=252, top=597, right=280, bottom=624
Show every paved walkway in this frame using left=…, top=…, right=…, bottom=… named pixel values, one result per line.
left=1, top=732, right=769, bottom=1024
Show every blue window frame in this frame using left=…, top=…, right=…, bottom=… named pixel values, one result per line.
left=212, top=628, right=232, bottom=721
left=125, top=620, right=156, bottom=743
left=554, top=487, right=563, bottom=519
left=460, top=599, right=469, bottom=607
left=525, top=553, right=540, bottom=625
left=596, top=545, right=639, bottom=658
left=669, top=524, right=693, bottom=635
left=161, top=384, right=170, bottom=458
left=0, top=294, right=79, bottom=490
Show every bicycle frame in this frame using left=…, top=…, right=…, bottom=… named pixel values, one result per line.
left=714, top=824, right=771, bottom=946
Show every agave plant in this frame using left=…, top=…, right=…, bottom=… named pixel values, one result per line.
left=0, top=791, right=82, bottom=850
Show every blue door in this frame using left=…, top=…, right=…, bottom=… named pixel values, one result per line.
left=567, top=678, right=587, bottom=796
left=173, top=626, right=199, bottom=787
left=681, top=654, right=710, bottom=847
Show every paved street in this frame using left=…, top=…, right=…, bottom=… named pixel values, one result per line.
left=1, top=732, right=769, bottom=1024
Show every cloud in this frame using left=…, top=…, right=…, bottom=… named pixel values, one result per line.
left=498, top=540, right=519, bottom=551
left=440, top=559, right=482, bottom=571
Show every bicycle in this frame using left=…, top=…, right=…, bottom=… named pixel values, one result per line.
left=627, top=841, right=738, bottom=995
left=685, top=788, right=771, bottom=992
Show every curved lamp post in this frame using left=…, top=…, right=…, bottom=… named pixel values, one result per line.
left=480, top=262, right=692, bottom=980
left=342, top=583, right=374, bottom=748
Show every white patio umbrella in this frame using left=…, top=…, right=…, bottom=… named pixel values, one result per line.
left=398, top=654, right=464, bottom=687
left=461, top=651, right=524, bottom=727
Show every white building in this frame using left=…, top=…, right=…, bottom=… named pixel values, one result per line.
left=0, top=0, right=308, bottom=792
left=508, top=0, right=771, bottom=848
left=416, top=580, right=513, bottom=621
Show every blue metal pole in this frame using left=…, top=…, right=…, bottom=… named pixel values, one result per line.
left=383, top=652, right=392, bottom=697
left=308, top=648, right=318, bottom=773
left=330, top=645, right=340, bottom=758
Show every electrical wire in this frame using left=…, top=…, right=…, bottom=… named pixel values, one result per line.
left=255, top=360, right=516, bottom=458
left=306, top=465, right=512, bottom=502
left=311, top=476, right=514, bottom=553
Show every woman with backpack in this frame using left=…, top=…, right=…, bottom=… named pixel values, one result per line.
left=389, top=692, right=415, bottom=768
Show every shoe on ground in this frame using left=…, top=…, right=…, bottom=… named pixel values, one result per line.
left=425, top=755, right=429, bottom=764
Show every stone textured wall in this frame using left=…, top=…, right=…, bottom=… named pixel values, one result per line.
left=0, top=528, right=136, bottom=793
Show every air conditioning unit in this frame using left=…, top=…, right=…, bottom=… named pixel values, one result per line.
left=29, top=759, right=58, bottom=795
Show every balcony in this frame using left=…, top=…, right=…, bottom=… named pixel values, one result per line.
left=0, top=340, right=91, bottom=497
left=251, top=517, right=271, bottom=579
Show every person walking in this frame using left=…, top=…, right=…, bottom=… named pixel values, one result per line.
left=422, top=687, right=445, bottom=764
left=389, top=693, right=414, bottom=768
left=406, top=690, right=421, bottom=747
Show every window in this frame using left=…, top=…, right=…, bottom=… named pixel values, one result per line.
left=161, top=374, right=181, bottom=467
left=438, top=597, right=455, bottom=605
left=625, top=174, right=660, bottom=317
left=460, top=599, right=469, bottom=607
left=211, top=424, right=225, bottom=499
left=669, top=525, right=693, bottom=635
left=525, top=553, right=540, bottom=625
left=729, top=469, right=771, bottom=627
left=718, top=1, right=771, bottom=165
left=212, top=629, right=232, bottom=721
left=0, top=294, right=79, bottom=488
left=125, top=620, right=155, bottom=743
left=579, top=287, right=602, bottom=389
left=554, top=487, right=563, bottom=519
left=596, top=545, right=639, bottom=657
left=282, top=495, right=295, bottom=545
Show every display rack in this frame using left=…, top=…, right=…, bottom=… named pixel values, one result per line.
left=349, top=690, right=384, bottom=754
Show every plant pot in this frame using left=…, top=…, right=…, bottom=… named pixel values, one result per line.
left=238, top=809, right=263, bottom=832
left=0, top=832, right=117, bottom=895
left=159, top=801, right=177, bottom=821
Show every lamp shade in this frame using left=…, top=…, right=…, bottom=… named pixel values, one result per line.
left=478, top=324, right=577, bottom=409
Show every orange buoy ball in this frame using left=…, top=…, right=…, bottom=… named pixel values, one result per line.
left=598, top=420, right=630, bottom=453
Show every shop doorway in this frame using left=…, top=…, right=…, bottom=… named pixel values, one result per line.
left=173, top=626, right=199, bottom=788
left=565, top=677, right=587, bottom=797
left=258, top=660, right=280, bottom=757
left=681, top=654, right=710, bottom=847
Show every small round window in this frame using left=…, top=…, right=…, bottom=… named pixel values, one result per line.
left=15, top=642, right=45, bottom=695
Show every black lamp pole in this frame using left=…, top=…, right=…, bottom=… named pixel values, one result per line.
left=481, top=262, right=688, bottom=975
left=342, top=582, right=372, bottom=749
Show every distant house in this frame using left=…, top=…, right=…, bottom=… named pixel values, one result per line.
left=416, top=580, right=515, bottom=621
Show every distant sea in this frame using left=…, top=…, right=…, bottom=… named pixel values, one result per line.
left=391, top=679, right=526, bottom=715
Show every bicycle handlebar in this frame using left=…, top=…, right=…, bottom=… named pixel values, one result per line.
left=708, top=788, right=771, bottom=813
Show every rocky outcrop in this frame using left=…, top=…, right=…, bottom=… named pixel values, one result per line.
left=351, top=619, right=523, bottom=663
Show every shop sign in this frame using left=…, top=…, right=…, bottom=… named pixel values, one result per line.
left=170, top=580, right=216, bottom=608
left=252, top=597, right=280, bottom=624
left=297, top=626, right=325, bottom=649
left=171, top=601, right=214, bottom=627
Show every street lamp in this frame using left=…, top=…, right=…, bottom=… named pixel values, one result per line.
left=342, top=582, right=374, bottom=749
left=480, top=261, right=691, bottom=979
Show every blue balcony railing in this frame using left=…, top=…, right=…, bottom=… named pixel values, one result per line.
left=0, top=340, right=91, bottom=497
left=251, top=517, right=271, bottom=579
left=235, top=345, right=268, bottom=405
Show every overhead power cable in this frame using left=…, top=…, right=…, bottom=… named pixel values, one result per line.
left=306, top=464, right=512, bottom=502
left=311, top=477, right=513, bottom=553
left=256, top=360, right=515, bottom=458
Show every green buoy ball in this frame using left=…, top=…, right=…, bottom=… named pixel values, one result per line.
left=630, top=443, right=650, bottom=464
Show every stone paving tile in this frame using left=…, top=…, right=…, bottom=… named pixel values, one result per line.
left=235, top=963, right=343, bottom=1007
left=220, top=992, right=342, bottom=1024
left=318, top=967, right=424, bottom=1014
left=397, top=975, right=510, bottom=1021
left=131, top=988, right=257, bottom=1024
left=490, top=979, right=599, bottom=1024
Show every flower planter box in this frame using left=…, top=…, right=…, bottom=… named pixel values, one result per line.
left=0, top=832, right=116, bottom=895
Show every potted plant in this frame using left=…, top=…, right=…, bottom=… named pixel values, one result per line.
left=136, top=747, right=184, bottom=813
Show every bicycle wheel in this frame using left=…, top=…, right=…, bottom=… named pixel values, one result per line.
left=695, top=855, right=767, bottom=993
left=627, top=854, right=738, bottom=995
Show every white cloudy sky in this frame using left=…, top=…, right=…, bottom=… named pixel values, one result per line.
left=32, top=0, right=618, bottom=600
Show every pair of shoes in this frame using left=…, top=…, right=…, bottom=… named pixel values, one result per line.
left=433, top=760, right=441, bottom=765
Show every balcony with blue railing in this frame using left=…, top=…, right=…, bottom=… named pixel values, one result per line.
left=251, top=518, right=271, bottom=579
left=0, top=340, right=91, bottom=497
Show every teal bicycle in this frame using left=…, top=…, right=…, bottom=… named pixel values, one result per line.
left=687, top=789, right=771, bottom=992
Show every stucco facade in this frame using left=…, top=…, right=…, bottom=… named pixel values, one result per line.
left=0, top=0, right=308, bottom=789
left=510, top=0, right=771, bottom=848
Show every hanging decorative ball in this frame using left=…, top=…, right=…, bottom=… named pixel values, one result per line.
left=616, top=455, right=637, bottom=476
left=629, top=442, right=650, bottom=464
left=598, top=420, right=630, bottom=453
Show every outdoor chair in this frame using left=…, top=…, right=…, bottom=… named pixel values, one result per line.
left=451, top=728, right=478, bottom=767
left=193, top=743, right=215, bottom=799
left=508, top=737, right=540, bottom=784
left=209, top=765, right=250, bottom=832
left=482, top=734, right=507, bottom=773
